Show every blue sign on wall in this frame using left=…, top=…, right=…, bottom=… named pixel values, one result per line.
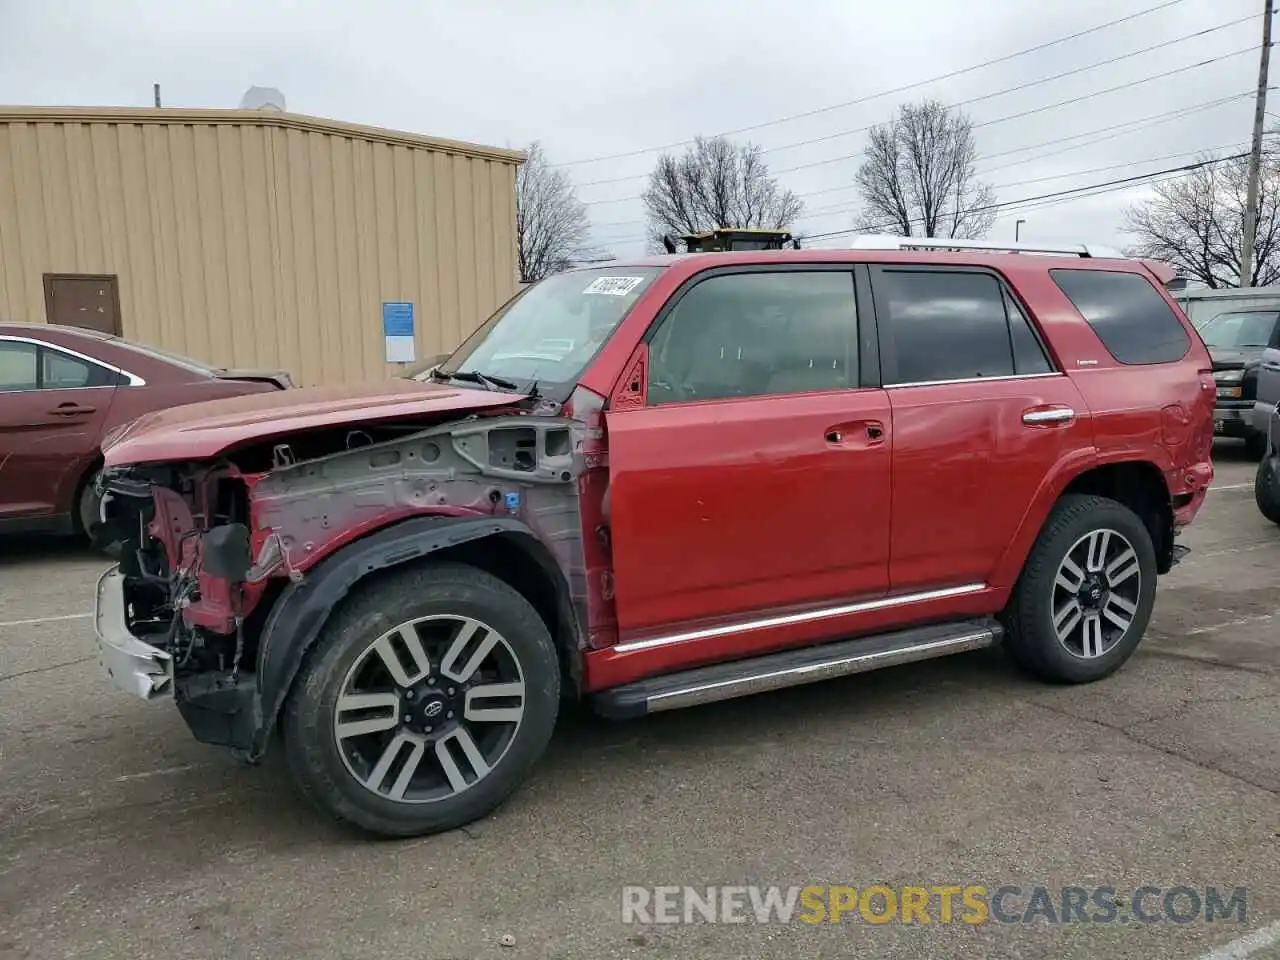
left=382, top=302, right=415, bottom=337
left=382, top=301, right=416, bottom=363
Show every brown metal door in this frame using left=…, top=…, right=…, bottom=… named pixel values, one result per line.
left=43, top=274, right=122, bottom=336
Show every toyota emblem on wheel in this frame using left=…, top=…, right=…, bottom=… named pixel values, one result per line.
left=423, top=700, right=444, bottom=718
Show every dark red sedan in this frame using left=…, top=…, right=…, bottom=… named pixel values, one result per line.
left=0, top=322, right=292, bottom=539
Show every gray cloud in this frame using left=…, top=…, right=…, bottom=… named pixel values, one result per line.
left=0, top=0, right=1264, bottom=257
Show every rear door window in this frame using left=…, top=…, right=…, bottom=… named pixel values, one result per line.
left=872, top=268, right=1050, bottom=385
left=1050, top=269, right=1191, bottom=364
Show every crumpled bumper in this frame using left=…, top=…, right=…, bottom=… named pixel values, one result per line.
left=95, top=565, right=173, bottom=700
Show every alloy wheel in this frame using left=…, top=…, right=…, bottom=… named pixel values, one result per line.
left=1049, top=528, right=1142, bottom=660
left=334, top=615, right=526, bottom=803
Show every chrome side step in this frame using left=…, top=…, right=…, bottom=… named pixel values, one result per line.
left=592, top=618, right=1002, bottom=719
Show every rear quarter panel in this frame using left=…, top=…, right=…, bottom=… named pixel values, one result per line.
left=984, top=261, right=1213, bottom=591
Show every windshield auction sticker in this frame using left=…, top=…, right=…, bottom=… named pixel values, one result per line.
left=583, top=276, right=646, bottom=296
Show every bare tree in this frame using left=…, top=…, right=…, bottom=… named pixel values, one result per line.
left=517, top=141, right=594, bottom=283
left=1124, top=146, right=1280, bottom=288
left=853, top=100, right=996, bottom=239
left=642, top=136, right=803, bottom=250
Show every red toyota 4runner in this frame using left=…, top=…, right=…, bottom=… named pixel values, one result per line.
left=92, top=239, right=1215, bottom=838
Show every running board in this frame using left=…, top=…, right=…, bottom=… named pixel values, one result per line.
left=592, top=618, right=1003, bottom=719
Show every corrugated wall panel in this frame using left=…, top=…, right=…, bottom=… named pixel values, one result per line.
left=0, top=114, right=521, bottom=385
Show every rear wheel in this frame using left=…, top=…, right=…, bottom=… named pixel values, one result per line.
left=281, top=561, right=561, bottom=838
left=1257, top=455, right=1280, bottom=525
left=1002, top=494, right=1157, bottom=684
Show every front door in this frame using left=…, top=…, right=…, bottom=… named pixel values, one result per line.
left=868, top=265, right=1093, bottom=591
left=0, top=338, right=118, bottom=522
left=604, top=267, right=892, bottom=639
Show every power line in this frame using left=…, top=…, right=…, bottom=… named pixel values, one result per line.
left=799, top=154, right=1249, bottom=242
left=573, top=17, right=1253, bottom=190
left=586, top=91, right=1257, bottom=231
left=551, top=0, right=1189, bottom=168
left=770, top=46, right=1258, bottom=176
left=791, top=142, right=1246, bottom=223
left=596, top=153, right=1248, bottom=249
left=580, top=45, right=1258, bottom=208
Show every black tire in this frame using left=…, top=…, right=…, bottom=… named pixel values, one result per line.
left=281, top=561, right=561, bottom=838
left=1257, top=455, right=1280, bottom=525
left=1002, top=493, right=1157, bottom=684
left=1244, top=431, right=1269, bottom=461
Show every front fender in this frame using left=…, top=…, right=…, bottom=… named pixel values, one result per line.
left=246, top=514, right=542, bottom=760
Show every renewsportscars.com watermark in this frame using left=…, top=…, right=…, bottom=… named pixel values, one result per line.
left=621, top=885, right=1249, bottom=926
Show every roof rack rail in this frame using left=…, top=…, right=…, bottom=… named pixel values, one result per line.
left=848, top=234, right=1124, bottom=259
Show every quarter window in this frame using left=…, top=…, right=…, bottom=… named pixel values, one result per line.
left=1051, top=268, right=1191, bottom=365
left=876, top=269, right=1050, bottom=385
left=647, top=271, right=859, bottom=405
left=0, top=341, right=38, bottom=391
left=42, top=348, right=102, bottom=388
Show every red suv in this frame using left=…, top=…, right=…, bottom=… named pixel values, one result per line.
left=91, top=240, right=1215, bottom=838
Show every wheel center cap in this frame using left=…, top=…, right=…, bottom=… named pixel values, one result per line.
left=421, top=697, right=445, bottom=719
left=1079, top=576, right=1107, bottom=610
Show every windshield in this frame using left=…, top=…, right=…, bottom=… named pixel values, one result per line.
left=1197, top=310, right=1278, bottom=348
left=436, top=267, right=664, bottom=395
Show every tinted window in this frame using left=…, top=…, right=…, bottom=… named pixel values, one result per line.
left=0, top=341, right=38, bottom=391
left=1005, top=290, right=1054, bottom=375
left=1051, top=269, right=1191, bottom=364
left=876, top=270, right=1015, bottom=384
left=647, top=271, right=857, bottom=405
left=1196, top=310, right=1279, bottom=349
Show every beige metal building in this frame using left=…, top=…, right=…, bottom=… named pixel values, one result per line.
left=0, top=106, right=523, bottom=385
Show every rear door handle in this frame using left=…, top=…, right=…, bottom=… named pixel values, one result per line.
left=1022, top=407, right=1075, bottom=425
left=50, top=403, right=96, bottom=416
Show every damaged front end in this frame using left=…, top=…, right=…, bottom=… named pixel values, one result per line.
left=93, top=399, right=603, bottom=760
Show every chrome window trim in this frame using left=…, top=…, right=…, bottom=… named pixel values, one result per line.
left=614, top=582, right=988, bottom=653
left=0, top=334, right=146, bottom=389
left=884, top=371, right=1065, bottom=390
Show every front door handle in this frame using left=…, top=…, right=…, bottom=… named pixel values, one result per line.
left=50, top=403, right=96, bottom=416
left=826, top=421, right=885, bottom=445
left=1022, top=407, right=1075, bottom=425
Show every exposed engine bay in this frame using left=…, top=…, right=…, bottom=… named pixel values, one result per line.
left=94, top=406, right=601, bottom=752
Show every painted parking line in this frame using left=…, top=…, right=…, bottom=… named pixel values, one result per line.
left=1197, top=918, right=1280, bottom=960
left=1210, top=482, right=1254, bottom=491
left=0, top=612, right=93, bottom=629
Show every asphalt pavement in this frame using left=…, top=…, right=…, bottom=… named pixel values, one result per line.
left=1, top=442, right=1278, bottom=960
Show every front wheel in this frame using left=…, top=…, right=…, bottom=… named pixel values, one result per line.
left=1257, top=455, right=1280, bottom=525
left=281, top=561, right=561, bottom=838
left=1002, top=494, right=1157, bottom=684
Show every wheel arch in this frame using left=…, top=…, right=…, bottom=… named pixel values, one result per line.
left=991, top=455, right=1175, bottom=592
left=248, top=514, right=581, bottom=761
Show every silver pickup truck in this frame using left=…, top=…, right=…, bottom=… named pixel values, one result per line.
left=1174, top=287, right=1280, bottom=459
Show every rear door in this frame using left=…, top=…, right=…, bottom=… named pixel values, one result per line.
left=0, top=338, right=120, bottom=521
left=868, top=265, right=1092, bottom=592
left=604, top=266, right=892, bottom=639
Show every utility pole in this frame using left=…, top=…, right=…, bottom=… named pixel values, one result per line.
left=1239, top=0, right=1273, bottom=288
left=153, top=83, right=162, bottom=108
left=1015, top=219, right=1026, bottom=242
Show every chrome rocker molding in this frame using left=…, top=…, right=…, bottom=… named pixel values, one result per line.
left=594, top=617, right=1002, bottom=719
left=614, top=583, right=988, bottom=654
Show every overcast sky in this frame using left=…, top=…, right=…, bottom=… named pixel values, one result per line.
left=0, top=0, right=1266, bottom=258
